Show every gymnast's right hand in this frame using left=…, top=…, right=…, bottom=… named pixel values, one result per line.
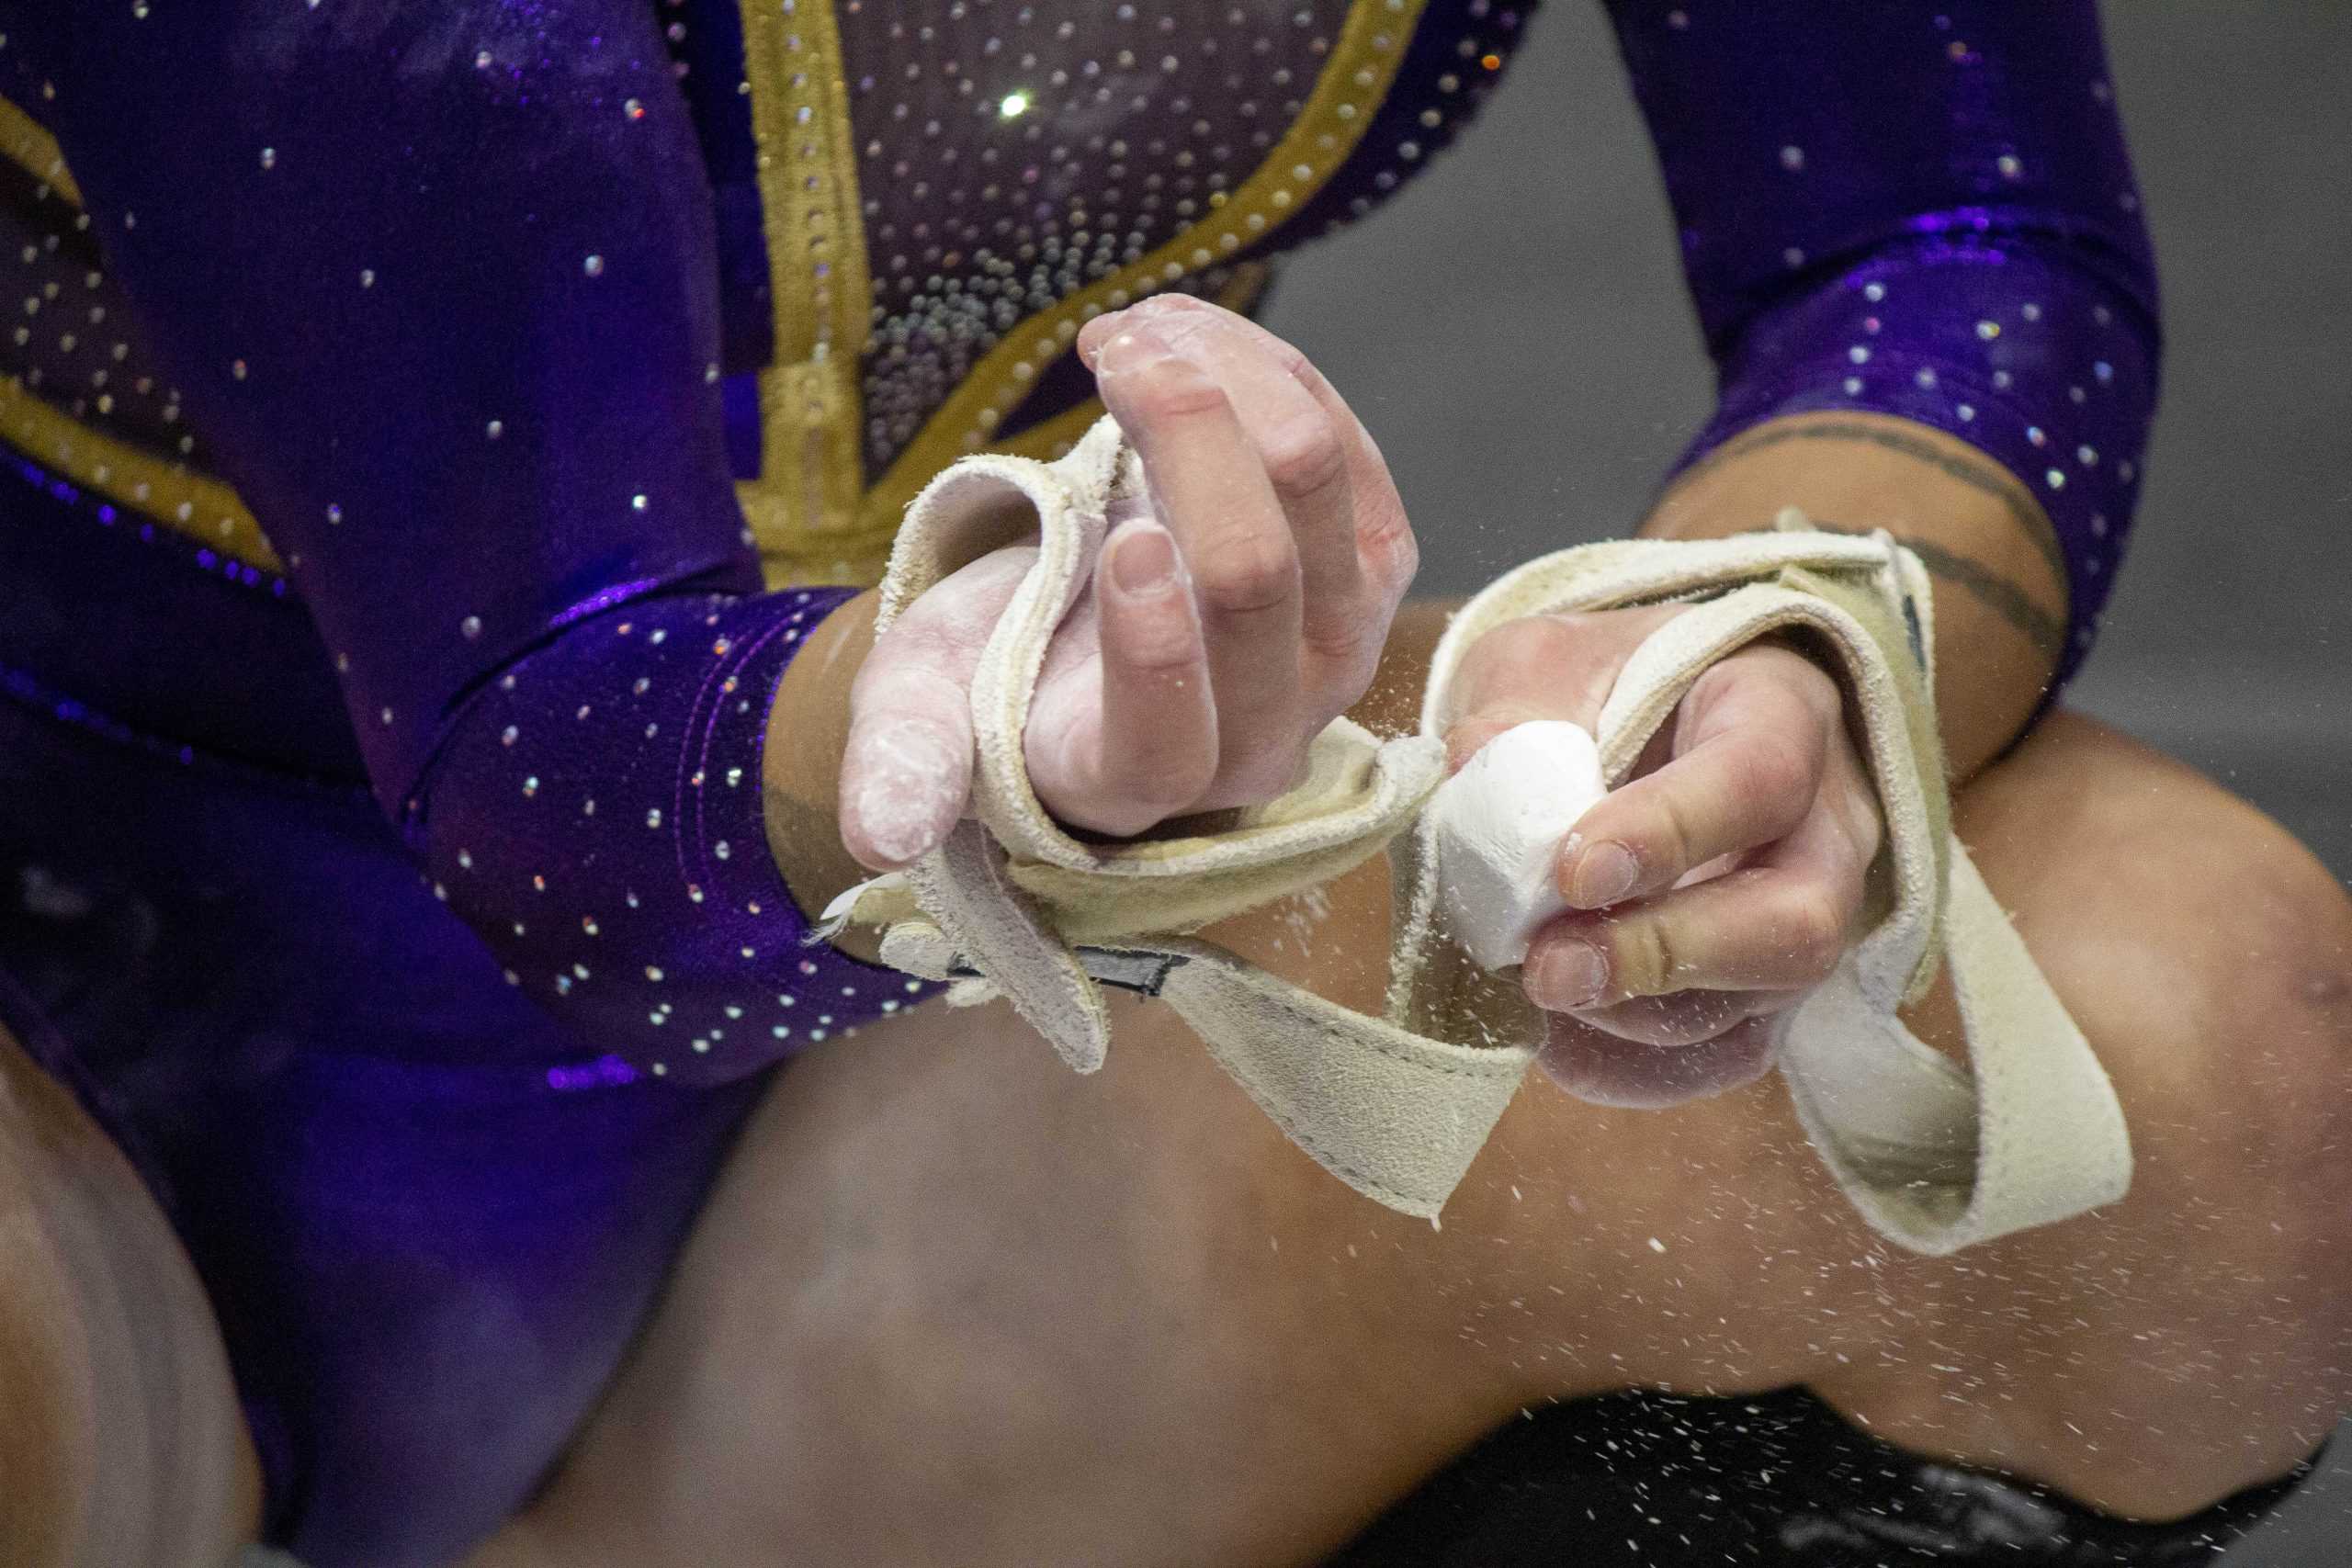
left=837, top=298, right=1419, bottom=871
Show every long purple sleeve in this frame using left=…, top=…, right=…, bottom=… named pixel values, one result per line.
left=28, top=2, right=922, bottom=1082
left=1608, top=1, right=2160, bottom=691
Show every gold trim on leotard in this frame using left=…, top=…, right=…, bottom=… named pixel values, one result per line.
left=0, top=377, right=283, bottom=570
left=0, top=95, right=80, bottom=206
left=733, top=0, right=888, bottom=590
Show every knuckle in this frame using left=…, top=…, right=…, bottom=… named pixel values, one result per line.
left=1259, top=412, right=1348, bottom=500
left=1126, top=357, right=1231, bottom=422
left=1162, top=747, right=1224, bottom=805
left=1369, top=535, right=1419, bottom=613
left=1376, top=506, right=1420, bottom=587
left=1349, top=499, right=1419, bottom=610
left=1069, top=789, right=1170, bottom=839
left=1250, top=322, right=1315, bottom=379
left=1452, top=611, right=1616, bottom=728
left=1657, top=993, right=1743, bottom=1045
left=1079, top=803, right=1166, bottom=838
left=1115, top=641, right=1203, bottom=681
left=1193, top=536, right=1299, bottom=616
left=1688, top=654, right=1747, bottom=712
left=1086, top=785, right=1188, bottom=838
left=1326, top=638, right=1385, bottom=702
left=901, top=568, right=1023, bottom=637
left=1443, top=716, right=1508, bottom=773
left=1158, top=296, right=1312, bottom=380
left=1271, top=340, right=1316, bottom=382
left=1762, top=640, right=1845, bottom=709
left=1648, top=792, right=1702, bottom=882
left=851, top=637, right=967, bottom=715
left=1445, top=700, right=1553, bottom=772
left=1778, top=883, right=1851, bottom=976
left=1615, top=918, right=1675, bottom=998
left=1735, top=728, right=1817, bottom=813
left=1467, top=615, right=1574, bottom=683
left=1520, top=613, right=1593, bottom=660
left=1300, top=604, right=1375, bottom=668
left=1828, top=769, right=1887, bottom=865
left=1717, top=640, right=1842, bottom=727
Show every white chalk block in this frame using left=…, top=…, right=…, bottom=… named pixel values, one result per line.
left=1429, top=720, right=1609, bottom=973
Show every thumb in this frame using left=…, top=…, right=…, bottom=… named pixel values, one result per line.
left=840, top=547, right=1030, bottom=868
left=841, top=673, right=972, bottom=871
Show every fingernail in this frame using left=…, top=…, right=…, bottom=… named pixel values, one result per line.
left=1111, top=521, right=1178, bottom=592
left=1529, top=939, right=1607, bottom=1011
left=1097, top=324, right=1178, bottom=378
left=1568, top=840, right=1640, bottom=908
left=1078, top=310, right=1129, bottom=364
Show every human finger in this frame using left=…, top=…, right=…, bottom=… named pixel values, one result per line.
left=1028, top=514, right=1221, bottom=836
left=1521, top=841, right=1869, bottom=1010
left=1119, top=303, right=1367, bottom=693
left=1087, top=296, right=1418, bottom=614
left=1553, top=643, right=1837, bottom=909
left=1093, top=322, right=1305, bottom=805
left=842, top=547, right=1032, bottom=870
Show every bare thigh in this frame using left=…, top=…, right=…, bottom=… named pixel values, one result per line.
left=0, top=1022, right=260, bottom=1567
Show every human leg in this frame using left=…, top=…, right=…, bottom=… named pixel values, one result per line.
left=0, top=1015, right=260, bottom=1567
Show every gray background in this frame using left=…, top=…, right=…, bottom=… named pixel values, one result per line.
left=1262, top=3, right=2350, bottom=1560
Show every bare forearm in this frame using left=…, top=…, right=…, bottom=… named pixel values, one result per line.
left=1640, top=411, right=2067, bottom=782
left=761, top=590, right=888, bottom=964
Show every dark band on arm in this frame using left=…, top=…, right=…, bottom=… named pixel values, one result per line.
left=1676, top=417, right=2072, bottom=593
left=1807, top=519, right=2064, bottom=660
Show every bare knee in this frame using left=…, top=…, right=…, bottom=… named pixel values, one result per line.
left=1992, top=713, right=2350, bottom=1100
left=1950, top=713, right=2352, bottom=1503
left=0, top=1115, right=96, bottom=1568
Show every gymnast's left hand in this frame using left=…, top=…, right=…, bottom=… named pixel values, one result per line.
left=1444, top=612, right=1885, bottom=1108
left=836, top=298, right=1419, bottom=869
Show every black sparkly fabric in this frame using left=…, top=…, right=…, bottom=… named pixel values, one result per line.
left=1329, top=1387, right=2318, bottom=1566
left=833, top=0, right=1523, bottom=471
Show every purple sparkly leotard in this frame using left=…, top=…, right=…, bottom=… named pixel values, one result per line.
left=0, top=4, right=2158, bottom=1563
